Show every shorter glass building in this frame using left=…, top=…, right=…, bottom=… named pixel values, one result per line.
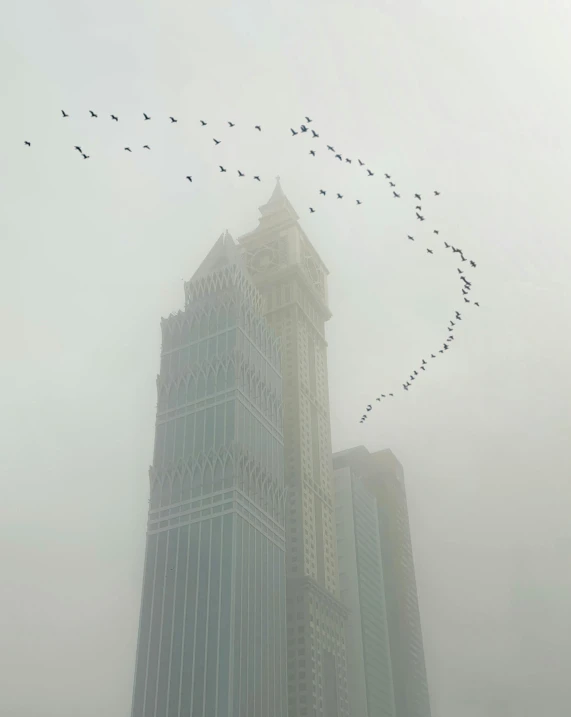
left=334, top=457, right=396, bottom=717
left=130, top=231, right=288, bottom=717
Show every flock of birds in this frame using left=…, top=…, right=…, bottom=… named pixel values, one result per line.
left=22, top=110, right=480, bottom=424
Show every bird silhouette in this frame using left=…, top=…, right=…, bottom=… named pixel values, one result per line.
left=415, top=194, right=421, bottom=200
left=111, top=115, right=118, bottom=121
left=186, top=176, right=192, bottom=182
left=407, top=235, right=415, bottom=241
left=305, top=116, right=312, bottom=123
left=367, top=405, right=372, bottom=411
left=200, top=120, right=207, bottom=126
left=337, top=193, right=343, bottom=199
left=421, top=366, right=426, bottom=371
left=356, top=200, right=362, bottom=205
left=311, top=130, right=319, bottom=138
left=393, top=191, right=400, bottom=198
left=228, top=121, right=235, bottom=127
left=474, top=302, right=480, bottom=307
left=443, top=344, right=449, bottom=351
left=335, top=154, right=342, bottom=161
left=367, top=169, right=374, bottom=177
left=433, top=230, right=439, bottom=235
left=143, top=113, right=151, bottom=120
left=74, top=146, right=82, bottom=153
left=61, top=110, right=69, bottom=117
left=255, top=125, right=261, bottom=131
left=376, top=397, right=381, bottom=402
left=254, top=176, right=261, bottom=181
left=238, top=170, right=245, bottom=177
left=124, top=147, right=132, bottom=152
left=416, top=214, right=425, bottom=221
left=89, top=110, right=98, bottom=118
left=81, top=153, right=89, bottom=159
left=170, top=117, right=178, bottom=123
left=470, top=260, right=477, bottom=268
left=143, top=145, right=150, bottom=149
left=422, top=359, right=427, bottom=365
left=320, top=190, right=326, bottom=195
left=431, top=354, right=436, bottom=359
left=310, top=207, right=315, bottom=213
left=403, top=384, right=409, bottom=391
left=309, top=150, right=316, bottom=156
left=300, top=125, right=308, bottom=133
left=434, top=190, right=441, bottom=195
left=358, top=159, right=364, bottom=166
left=219, top=165, right=226, bottom=172
left=384, top=173, right=391, bottom=179
left=24, top=141, right=31, bottom=146
left=426, top=248, right=433, bottom=254
left=327, top=145, right=335, bottom=152
left=390, top=182, right=396, bottom=187
left=345, top=158, right=352, bottom=164
left=415, top=205, right=421, bottom=210
left=464, top=297, right=470, bottom=303
left=445, top=242, right=450, bottom=248
left=213, top=138, right=221, bottom=145
left=291, top=128, right=298, bottom=136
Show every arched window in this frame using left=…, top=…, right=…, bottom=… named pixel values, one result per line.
left=182, top=470, right=191, bottom=501
left=202, top=460, right=213, bottom=495
left=187, top=374, right=196, bottom=403
left=197, top=371, right=206, bottom=399
left=150, top=477, right=161, bottom=510
left=208, top=308, right=217, bottom=334
left=200, top=311, right=209, bottom=336
left=206, top=367, right=216, bottom=396
left=177, top=380, right=186, bottom=408
left=227, top=360, right=235, bottom=389
left=167, top=384, right=177, bottom=410
left=218, top=305, right=227, bottom=332
left=190, top=316, right=200, bottom=342
left=171, top=475, right=182, bottom=505
left=160, top=476, right=172, bottom=507
left=224, top=458, right=233, bottom=489
left=158, top=386, right=167, bottom=413
left=214, top=459, right=224, bottom=487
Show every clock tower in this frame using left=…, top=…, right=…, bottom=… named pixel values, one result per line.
left=239, top=179, right=349, bottom=717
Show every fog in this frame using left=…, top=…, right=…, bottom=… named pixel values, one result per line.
left=1, top=1, right=571, bottom=716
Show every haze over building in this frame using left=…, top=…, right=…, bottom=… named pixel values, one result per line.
left=130, top=230, right=288, bottom=717
left=334, top=457, right=396, bottom=717
left=333, top=446, right=432, bottom=717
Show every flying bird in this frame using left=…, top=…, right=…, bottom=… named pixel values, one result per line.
left=300, top=125, right=308, bottom=133
left=474, top=302, right=480, bottom=307
left=320, top=189, right=326, bottom=195
left=345, top=158, right=352, bottom=164
left=390, top=182, right=396, bottom=187
left=309, top=207, right=315, bottom=213
left=291, top=128, right=298, bottom=136
left=143, top=145, right=150, bottom=149
left=74, top=146, right=82, bottom=153
left=311, top=130, right=319, bottom=138
left=186, top=176, right=192, bottom=182
left=367, top=169, right=374, bottom=176
left=309, top=150, right=316, bottom=156
left=200, top=120, right=207, bottom=126
left=254, top=176, right=261, bottom=181
left=255, top=125, right=261, bottom=131
left=143, top=113, right=151, bottom=120
left=445, top=242, right=450, bottom=249
left=61, top=110, right=69, bottom=117
left=111, top=115, right=118, bottom=121
left=434, top=230, right=439, bottom=235
left=416, top=213, right=425, bottom=221
left=238, top=170, right=245, bottom=177
left=219, top=165, right=226, bottom=172
left=24, top=141, right=31, bottom=146
left=356, top=200, right=362, bottom=205
left=327, top=145, right=335, bottom=152
left=464, top=297, right=470, bottom=303
left=470, top=260, right=477, bottom=268
left=81, top=153, right=89, bottom=159
left=415, top=194, right=421, bottom=200
left=393, top=191, right=400, bottom=198
left=89, top=110, right=98, bottom=118
left=124, top=147, right=132, bottom=152
left=367, top=405, right=372, bottom=411
left=305, top=116, right=312, bottom=123
left=431, top=354, right=436, bottom=359
left=415, top=205, right=421, bottom=210
left=434, top=190, right=441, bottom=195
left=385, top=174, right=390, bottom=179
left=407, top=235, right=415, bottom=241
left=337, top=193, right=343, bottom=199
left=358, top=159, right=364, bottom=166
left=228, top=121, right=235, bottom=127
left=426, top=248, right=433, bottom=254
left=170, top=117, right=178, bottom=123
left=213, top=138, right=221, bottom=145
left=335, top=154, right=342, bottom=161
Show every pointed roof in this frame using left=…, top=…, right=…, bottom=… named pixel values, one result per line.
left=253, top=176, right=299, bottom=229
left=190, top=229, right=247, bottom=283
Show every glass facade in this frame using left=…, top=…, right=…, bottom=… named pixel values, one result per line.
left=131, top=235, right=287, bottom=717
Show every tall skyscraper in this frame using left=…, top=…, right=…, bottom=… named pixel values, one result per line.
left=238, top=179, right=350, bottom=717
left=333, top=458, right=396, bottom=717
left=332, top=446, right=432, bottom=717
left=130, top=231, right=288, bottom=717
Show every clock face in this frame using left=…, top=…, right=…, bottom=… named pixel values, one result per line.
left=245, top=239, right=288, bottom=275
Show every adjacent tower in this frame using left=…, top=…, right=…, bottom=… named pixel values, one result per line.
left=333, top=446, right=432, bottom=717
left=130, top=231, right=288, bottom=717
left=239, top=179, right=349, bottom=717
left=333, top=458, right=396, bottom=717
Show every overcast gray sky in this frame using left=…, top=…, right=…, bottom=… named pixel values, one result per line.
left=2, top=1, right=571, bottom=716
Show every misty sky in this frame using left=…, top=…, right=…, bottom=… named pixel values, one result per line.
left=2, top=1, right=571, bottom=716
